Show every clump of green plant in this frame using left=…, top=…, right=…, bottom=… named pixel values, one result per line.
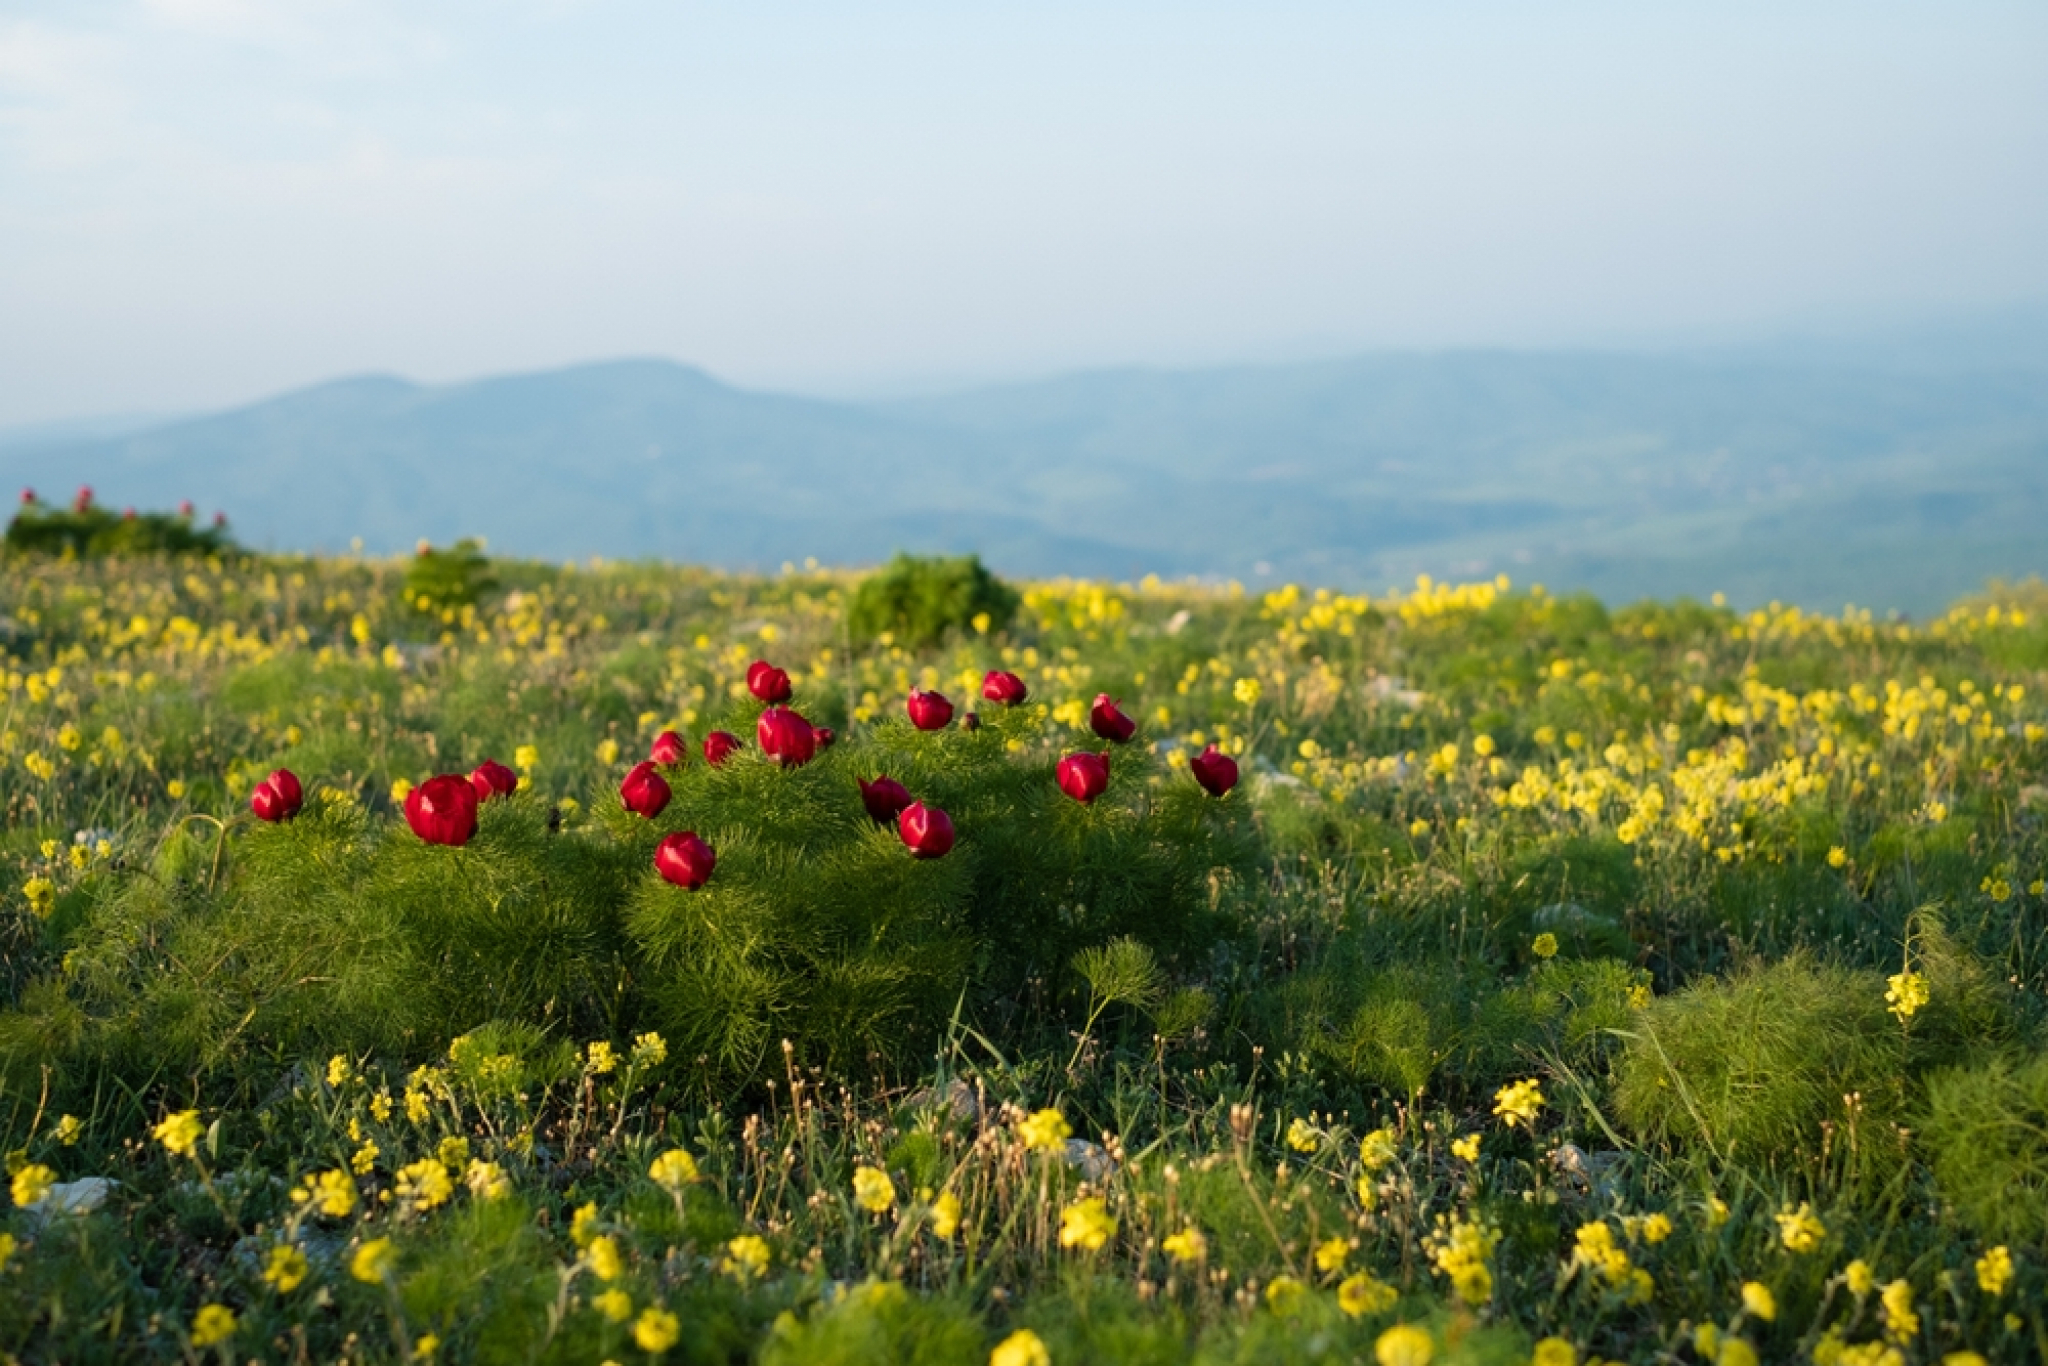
left=403, top=537, right=497, bottom=612
left=848, top=552, right=1019, bottom=647
left=1920, top=1048, right=2048, bottom=1244
left=5, top=490, right=235, bottom=557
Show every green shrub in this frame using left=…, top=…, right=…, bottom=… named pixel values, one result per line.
left=1921, top=1048, right=2048, bottom=1245
left=5, top=494, right=235, bottom=556
left=404, top=538, right=497, bottom=612
left=847, top=552, right=1020, bottom=648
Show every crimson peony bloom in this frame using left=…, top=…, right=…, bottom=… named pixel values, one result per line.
left=620, top=761, right=673, bottom=818
left=18, top=488, right=32, bottom=505
left=470, top=758, right=518, bottom=801
left=857, top=774, right=914, bottom=824
left=405, top=774, right=479, bottom=846
left=1189, top=744, right=1240, bottom=797
left=1089, top=694, right=1137, bottom=744
left=179, top=500, right=194, bottom=518
left=906, top=689, right=954, bottom=731
left=747, top=660, right=793, bottom=704
left=650, top=730, right=689, bottom=766
left=982, top=670, right=1029, bottom=705
left=654, top=831, right=716, bottom=889
left=250, top=768, right=303, bottom=822
left=898, top=801, right=955, bottom=859
left=1057, top=751, right=1110, bottom=804
left=73, top=486, right=93, bottom=513
left=703, top=731, right=742, bottom=766
left=757, top=706, right=817, bottom=766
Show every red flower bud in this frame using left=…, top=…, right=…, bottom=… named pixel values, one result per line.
left=1089, top=694, right=1136, bottom=744
left=250, top=767, right=303, bottom=822
left=906, top=689, right=954, bottom=731
left=620, top=760, right=673, bottom=818
left=73, top=485, right=93, bottom=513
left=405, top=774, right=479, bottom=846
left=650, top=730, right=689, bottom=766
left=470, top=758, right=518, bottom=801
left=815, top=725, right=836, bottom=748
left=18, top=488, right=33, bottom=505
left=747, top=660, right=793, bottom=703
left=982, top=670, right=1029, bottom=705
left=122, top=507, right=136, bottom=520
left=654, top=830, right=716, bottom=889
left=898, top=801, right=955, bottom=859
left=1189, top=744, right=1240, bottom=797
left=757, top=706, right=817, bottom=767
left=703, top=731, right=742, bottom=766
left=857, top=774, right=914, bottom=823
left=1057, top=751, right=1111, bottom=804
left=179, top=500, right=195, bottom=518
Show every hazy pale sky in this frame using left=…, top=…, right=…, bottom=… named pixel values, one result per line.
left=2, top=0, right=2045, bottom=425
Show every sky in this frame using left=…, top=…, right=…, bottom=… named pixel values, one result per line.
left=1, top=0, right=2045, bottom=426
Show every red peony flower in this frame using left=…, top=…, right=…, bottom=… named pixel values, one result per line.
left=405, top=774, right=479, bottom=846
left=757, top=706, right=817, bottom=766
left=179, top=500, right=195, bottom=518
left=1189, top=744, right=1240, bottom=797
left=620, top=760, right=673, bottom=818
left=470, top=758, right=518, bottom=801
left=18, top=488, right=33, bottom=505
left=703, top=731, right=742, bottom=766
left=654, top=831, right=716, bottom=889
left=747, top=660, right=793, bottom=704
left=1057, top=751, right=1111, bottom=804
left=1089, top=694, right=1136, bottom=744
left=650, top=730, right=689, bottom=766
left=981, top=670, right=1029, bottom=705
left=898, top=801, right=955, bottom=859
left=250, top=768, right=303, bottom=822
left=73, top=485, right=92, bottom=512
left=857, top=774, right=914, bottom=824
left=906, top=689, right=954, bottom=731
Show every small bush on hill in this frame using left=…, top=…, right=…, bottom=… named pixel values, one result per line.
left=848, top=552, right=1020, bottom=647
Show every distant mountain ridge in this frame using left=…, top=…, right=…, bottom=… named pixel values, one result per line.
left=5, top=343, right=2046, bottom=615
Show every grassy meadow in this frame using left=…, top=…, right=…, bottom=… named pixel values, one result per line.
left=2, top=543, right=2046, bottom=1365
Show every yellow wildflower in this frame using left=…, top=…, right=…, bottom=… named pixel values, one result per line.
left=154, top=1109, right=203, bottom=1158
left=852, top=1165, right=896, bottom=1214
left=263, top=1244, right=310, bottom=1292
left=587, top=1235, right=624, bottom=1281
left=630, top=1032, right=668, bottom=1067
left=1493, top=1078, right=1544, bottom=1130
left=1639, top=1212, right=1673, bottom=1244
left=1704, top=1195, right=1730, bottom=1228
left=1880, top=1279, right=1918, bottom=1342
left=1059, top=1197, right=1117, bottom=1252
left=397, top=1158, right=453, bottom=1211
left=190, top=1304, right=236, bottom=1348
left=1741, top=1280, right=1776, bottom=1321
left=54, top=1114, right=81, bottom=1145
left=596, top=738, right=620, bottom=765
left=1313, top=1236, right=1351, bottom=1273
left=1285, top=1117, right=1320, bottom=1152
left=991, top=1328, right=1051, bottom=1366
left=649, top=1148, right=700, bottom=1191
left=1845, top=1259, right=1875, bottom=1296
left=390, top=777, right=413, bottom=804
left=722, top=1233, right=771, bottom=1279
left=465, top=1160, right=511, bottom=1200
left=570, top=1202, right=601, bottom=1248
left=1717, top=1339, right=1759, bottom=1366
left=326, top=1054, right=353, bottom=1088
left=1016, top=1108, right=1072, bottom=1152
left=586, top=1040, right=617, bottom=1076
left=594, top=1288, right=633, bottom=1322
left=351, top=1237, right=398, bottom=1283
left=1163, top=1226, right=1207, bottom=1264
left=1885, top=971, right=1928, bottom=1022
left=21, top=876, right=55, bottom=918
left=1359, top=1128, right=1399, bottom=1171
left=930, top=1189, right=962, bottom=1239
left=514, top=744, right=539, bottom=771
left=1531, top=1338, right=1575, bottom=1366
left=415, top=1334, right=440, bottom=1360
left=11, top=1163, right=56, bottom=1209
left=1975, top=1245, right=2013, bottom=1296
left=1451, top=1134, right=1481, bottom=1163
left=1828, top=846, right=1848, bottom=868
left=1233, top=677, right=1262, bottom=706
left=1338, top=1271, right=1397, bottom=1317
left=1375, top=1323, right=1434, bottom=1366
left=1532, top=932, right=1559, bottom=959
left=351, top=1141, right=379, bottom=1175
left=1776, top=1202, right=1826, bottom=1253
left=1265, top=1274, right=1307, bottom=1313
left=633, top=1306, right=680, bottom=1353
